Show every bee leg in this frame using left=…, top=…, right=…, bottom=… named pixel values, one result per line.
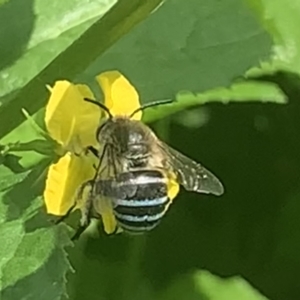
left=112, top=226, right=123, bottom=235
left=53, top=180, right=89, bottom=226
left=87, top=146, right=99, bottom=158
left=71, top=222, right=90, bottom=241
left=71, top=180, right=95, bottom=240
left=71, top=209, right=92, bottom=241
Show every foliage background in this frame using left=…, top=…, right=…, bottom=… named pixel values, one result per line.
left=0, top=0, right=300, bottom=300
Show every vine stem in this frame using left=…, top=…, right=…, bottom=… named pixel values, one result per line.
left=121, top=235, right=147, bottom=300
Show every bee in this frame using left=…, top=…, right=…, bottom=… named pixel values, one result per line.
left=65, top=98, right=224, bottom=239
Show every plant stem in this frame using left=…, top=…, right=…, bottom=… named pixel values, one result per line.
left=121, top=235, right=147, bottom=300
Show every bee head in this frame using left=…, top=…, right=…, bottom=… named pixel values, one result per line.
left=84, top=97, right=173, bottom=152
left=84, top=97, right=173, bottom=137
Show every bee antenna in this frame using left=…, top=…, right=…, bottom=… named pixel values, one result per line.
left=84, top=98, right=113, bottom=119
left=129, top=99, right=173, bottom=119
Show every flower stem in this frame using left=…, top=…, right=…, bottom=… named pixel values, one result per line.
left=121, top=235, right=147, bottom=300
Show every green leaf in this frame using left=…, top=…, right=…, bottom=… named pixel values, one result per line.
left=0, top=0, right=165, bottom=139
left=245, top=0, right=300, bottom=76
left=195, top=271, right=269, bottom=300
left=81, top=0, right=273, bottom=102
left=143, top=81, right=286, bottom=123
left=0, top=0, right=9, bottom=7
left=5, top=140, right=54, bottom=156
left=0, top=109, right=51, bottom=169
left=160, top=271, right=269, bottom=300
left=0, top=163, right=72, bottom=300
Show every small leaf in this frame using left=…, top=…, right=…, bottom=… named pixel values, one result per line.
left=195, top=271, right=269, bottom=300
left=22, top=109, right=51, bottom=142
left=6, top=140, right=54, bottom=156
left=160, top=270, right=269, bottom=300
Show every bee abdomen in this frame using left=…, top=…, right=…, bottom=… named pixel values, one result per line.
left=113, top=170, right=170, bottom=233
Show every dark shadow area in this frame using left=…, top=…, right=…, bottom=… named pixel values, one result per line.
left=24, top=206, right=53, bottom=233
left=2, top=153, right=27, bottom=173
left=141, top=73, right=300, bottom=300
left=0, top=0, right=35, bottom=71
left=3, top=158, right=49, bottom=221
left=67, top=73, right=300, bottom=300
left=68, top=234, right=137, bottom=300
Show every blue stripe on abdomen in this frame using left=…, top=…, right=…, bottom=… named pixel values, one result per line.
left=114, top=197, right=170, bottom=232
left=114, top=209, right=166, bottom=222
left=114, top=196, right=168, bottom=207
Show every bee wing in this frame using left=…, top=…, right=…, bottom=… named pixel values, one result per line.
left=158, top=141, right=224, bottom=196
left=96, top=144, right=138, bottom=199
left=97, top=144, right=120, bottom=179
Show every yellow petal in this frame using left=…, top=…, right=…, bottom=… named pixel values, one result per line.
left=45, top=81, right=101, bottom=150
left=44, top=152, right=96, bottom=216
left=93, top=196, right=117, bottom=234
left=167, top=173, right=180, bottom=202
left=96, top=71, right=142, bottom=120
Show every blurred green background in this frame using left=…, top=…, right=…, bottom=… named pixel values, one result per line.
left=1, top=0, right=300, bottom=299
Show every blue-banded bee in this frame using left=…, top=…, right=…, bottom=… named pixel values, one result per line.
left=65, top=99, right=224, bottom=239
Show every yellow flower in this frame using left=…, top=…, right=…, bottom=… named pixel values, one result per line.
left=44, top=71, right=179, bottom=234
